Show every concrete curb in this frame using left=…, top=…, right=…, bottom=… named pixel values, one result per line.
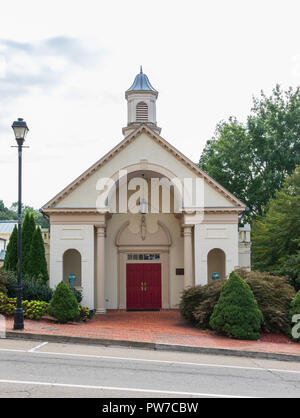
left=5, top=331, right=300, bottom=363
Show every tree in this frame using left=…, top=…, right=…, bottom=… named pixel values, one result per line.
left=199, top=85, right=300, bottom=221
left=48, top=281, right=80, bottom=323
left=209, top=271, right=263, bottom=340
left=21, top=212, right=36, bottom=275
left=251, top=167, right=300, bottom=276
left=10, top=203, right=49, bottom=228
left=27, top=227, right=48, bottom=281
left=278, top=251, right=300, bottom=291
left=3, top=225, right=18, bottom=271
left=0, top=200, right=17, bottom=220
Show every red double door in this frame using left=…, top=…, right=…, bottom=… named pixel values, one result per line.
left=126, top=263, right=162, bottom=310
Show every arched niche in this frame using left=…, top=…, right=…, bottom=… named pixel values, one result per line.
left=207, top=248, right=226, bottom=283
left=63, top=249, right=82, bottom=288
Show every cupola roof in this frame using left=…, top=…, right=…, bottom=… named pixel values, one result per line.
left=126, top=66, right=158, bottom=95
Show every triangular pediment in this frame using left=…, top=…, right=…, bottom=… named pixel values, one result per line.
left=43, top=124, right=245, bottom=211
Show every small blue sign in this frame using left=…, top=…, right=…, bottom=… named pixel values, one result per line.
left=212, top=272, right=220, bottom=280
left=68, top=274, right=76, bottom=288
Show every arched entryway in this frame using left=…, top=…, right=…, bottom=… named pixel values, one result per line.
left=116, top=219, right=171, bottom=310
left=207, top=248, right=226, bottom=282
left=63, top=249, right=82, bottom=288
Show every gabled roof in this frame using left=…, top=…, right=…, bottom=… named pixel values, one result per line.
left=43, top=124, right=246, bottom=210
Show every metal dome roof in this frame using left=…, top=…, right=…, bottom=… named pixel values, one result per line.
left=126, top=66, right=158, bottom=94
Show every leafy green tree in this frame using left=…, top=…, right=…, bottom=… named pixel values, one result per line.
left=252, top=167, right=300, bottom=276
left=10, top=203, right=49, bottom=228
left=3, top=225, right=18, bottom=271
left=27, top=227, right=48, bottom=281
left=277, top=251, right=300, bottom=291
left=199, top=85, right=300, bottom=221
left=0, top=200, right=17, bottom=220
left=21, top=212, right=36, bottom=275
left=209, top=271, right=263, bottom=340
left=48, top=281, right=80, bottom=323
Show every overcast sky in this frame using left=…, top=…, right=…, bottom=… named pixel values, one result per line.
left=0, top=0, right=299, bottom=209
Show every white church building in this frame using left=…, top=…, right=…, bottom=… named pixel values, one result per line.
left=43, top=69, right=251, bottom=312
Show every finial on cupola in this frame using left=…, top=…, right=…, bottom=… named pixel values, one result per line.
left=140, top=65, right=143, bottom=74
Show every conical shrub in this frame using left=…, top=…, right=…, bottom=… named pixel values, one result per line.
left=27, top=227, right=48, bottom=281
left=209, top=271, right=263, bottom=340
left=22, top=212, right=35, bottom=274
left=3, top=225, right=18, bottom=271
left=48, top=281, right=79, bottom=323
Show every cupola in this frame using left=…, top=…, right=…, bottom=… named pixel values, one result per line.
left=122, top=67, right=161, bottom=136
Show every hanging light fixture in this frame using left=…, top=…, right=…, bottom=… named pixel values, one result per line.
left=140, top=173, right=147, bottom=214
left=140, top=173, right=148, bottom=215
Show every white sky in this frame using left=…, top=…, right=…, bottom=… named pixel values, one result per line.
left=0, top=0, right=299, bottom=209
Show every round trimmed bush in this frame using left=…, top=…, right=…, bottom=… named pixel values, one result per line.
left=48, top=281, right=80, bottom=324
left=209, top=271, right=263, bottom=340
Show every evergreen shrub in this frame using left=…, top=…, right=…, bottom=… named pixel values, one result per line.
left=209, top=272, right=263, bottom=340
left=48, top=281, right=79, bottom=324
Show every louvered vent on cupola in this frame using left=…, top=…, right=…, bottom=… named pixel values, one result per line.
left=136, top=101, right=148, bottom=122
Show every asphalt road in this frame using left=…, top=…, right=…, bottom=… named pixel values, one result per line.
left=0, top=338, right=300, bottom=398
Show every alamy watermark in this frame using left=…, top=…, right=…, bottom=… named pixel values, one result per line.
left=95, top=170, right=205, bottom=216
left=291, top=314, right=300, bottom=340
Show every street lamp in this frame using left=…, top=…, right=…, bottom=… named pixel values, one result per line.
left=12, top=118, right=29, bottom=330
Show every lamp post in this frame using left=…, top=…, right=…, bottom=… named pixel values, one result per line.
left=12, top=118, right=29, bottom=330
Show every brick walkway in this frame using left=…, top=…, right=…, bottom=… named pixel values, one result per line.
left=5, top=310, right=300, bottom=356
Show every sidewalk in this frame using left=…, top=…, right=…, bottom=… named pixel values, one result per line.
left=5, top=310, right=300, bottom=361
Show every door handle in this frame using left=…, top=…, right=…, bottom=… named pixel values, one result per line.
left=141, top=282, right=144, bottom=291
left=144, top=281, right=147, bottom=291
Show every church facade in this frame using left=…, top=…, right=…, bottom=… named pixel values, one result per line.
left=43, top=69, right=250, bottom=312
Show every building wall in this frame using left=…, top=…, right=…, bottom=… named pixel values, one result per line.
left=49, top=224, right=94, bottom=308
left=194, top=223, right=239, bottom=285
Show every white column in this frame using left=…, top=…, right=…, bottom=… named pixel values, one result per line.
left=96, top=226, right=106, bottom=314
left=194, top=224, right=208, bottom=285
left=183, top=225, right=193, bottom=288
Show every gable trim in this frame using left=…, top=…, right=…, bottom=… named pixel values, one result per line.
left=43, top=124, right=245, bottom=209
